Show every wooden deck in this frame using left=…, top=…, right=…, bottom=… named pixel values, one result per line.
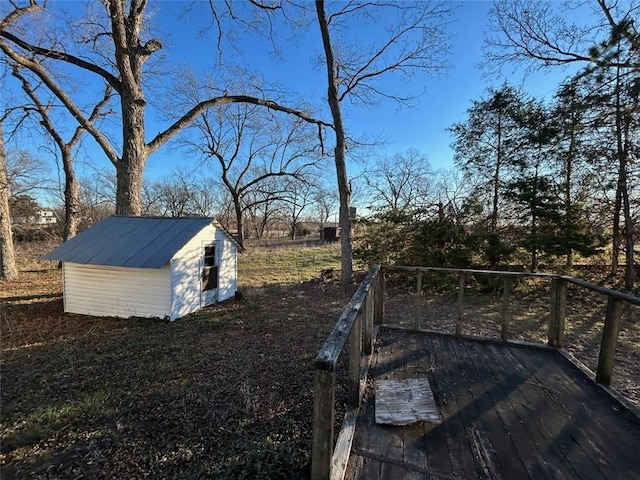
left=344, top=327, right=640, bottom=480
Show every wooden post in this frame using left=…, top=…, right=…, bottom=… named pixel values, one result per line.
left=456, top=273, right=465, bottom=336
left=501, top=276, right=512, bottom=342
left=548, top=277, right=567, bottom=347
left=363, top=288, right=374, bottom=355
left=312, top=367, right=335, bottom=480
left=596, top=297, right=624, bottom=385
left=374, top=268, right=385, bottom=325
left=415, top=271, right=423, bottom=329
left=348, top=313, right=362, bottom=407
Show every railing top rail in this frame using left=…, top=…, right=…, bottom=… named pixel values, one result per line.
left=314, top=265, right=380, bottom=371
left=561, top=276, right=640, bottom=306
left=383, top=265, right=640, bottom=306
left=383, top=265, right=555, bottom=278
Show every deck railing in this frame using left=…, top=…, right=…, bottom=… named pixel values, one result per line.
left=311, top=265, right=384, bottom=480
left=311, top=265, right=640, bottom=480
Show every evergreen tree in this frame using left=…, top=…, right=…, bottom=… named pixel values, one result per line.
left=449, top=85, right=527, bottom=265
left=550, top=79, right=606, bottom=267
left=502, top=101, right=560, bottom=271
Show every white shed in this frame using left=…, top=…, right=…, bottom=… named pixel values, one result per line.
left=43, top=215, right=240, bottom=321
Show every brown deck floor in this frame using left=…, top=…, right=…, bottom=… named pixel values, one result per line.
left=345, top=327, right=640, bottom=480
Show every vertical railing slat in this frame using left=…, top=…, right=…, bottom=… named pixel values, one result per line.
left=348, top=311, right=362, bottom=408
left=456, top=273, right=465, bottom=336
left=501, top=276, right=512, bottom=342
left=374, top=268, right=385, bottom=326
left=363, top=289, right=374, bottom=355
left=312, top=367, right=335, bottom=480
left=415, top=271, right=423, bottom=329
left=548, top=277, right=567, bottom=347
left=596, top=296, right=624, bottom=385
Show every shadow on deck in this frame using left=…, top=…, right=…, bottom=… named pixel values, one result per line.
left=346, top=327, right=640, bottom=480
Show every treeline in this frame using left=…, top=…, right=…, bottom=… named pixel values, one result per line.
left=355, top=69, right=638, bottom=289
left=7, top=167, right=338, bottom=243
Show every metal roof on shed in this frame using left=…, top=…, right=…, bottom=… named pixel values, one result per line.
left=43, top=216, right=217, bottom=268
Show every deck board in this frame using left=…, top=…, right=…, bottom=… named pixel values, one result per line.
left=344, top=327, right=640, bottom=480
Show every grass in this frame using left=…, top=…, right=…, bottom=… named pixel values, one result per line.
left=239, top=242, right=342, bottom=288
left=2, top=392, right=112, bottom=452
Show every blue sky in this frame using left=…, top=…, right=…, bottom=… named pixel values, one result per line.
left=140, top=0, right=582, bottom=179
left=4, top=1, right=587, bottom=202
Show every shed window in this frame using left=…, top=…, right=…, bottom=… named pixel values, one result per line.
left=204, top=246, right=216, bottom=267
left=202, top=245, right=218, bottom=291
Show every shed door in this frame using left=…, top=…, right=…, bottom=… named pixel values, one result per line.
left=201, top=243, right=219, bottom=306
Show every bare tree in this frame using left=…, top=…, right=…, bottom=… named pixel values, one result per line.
left=213, top=189, right=236, bottom=233
left=0, top=120, right=17, bottom=279
left=143, top=167, right=221, bottom=218
left=10, top=66, right=113, bottom=240
left=281, top=177, right=315, bottom=240
left=432, top=168, right=475, bottom=223
left=311, top=184, right=337, bottom=240
left=77, top=169, right=116, bottom=228
left=314, top=0, right=454, bottom=285
left=184, top=101, right=320, bottom=246
left=365, top=149, right=434, bottom=214
left=0, top=72, right=42, bottom=279
left=244, top=176, right=285, bottom=239
left=485, top=0, right=640, bottom=73
left=0, top=1, right=330, bottom=216
left=2, top=147, right=49, bottom=198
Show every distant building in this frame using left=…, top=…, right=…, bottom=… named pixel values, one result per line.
left=323, top=226, right=341, bottom=242
left=11, top=209, right=57, bottom=226
left=36, top=209, right=57, bottom=225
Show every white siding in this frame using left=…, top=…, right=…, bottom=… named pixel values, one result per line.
left=63, top=263, right=171, bottom=319
left=171, top=224, right=238, bottom=319
left=216, top=229, right=237, bottom=302
left=171, top=224, right=216, bottom=319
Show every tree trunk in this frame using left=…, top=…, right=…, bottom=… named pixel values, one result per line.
left=335, top=150, right=353, bottom=284
left=622, top=185, right=635, bottom=288
left=109, top=0, right=149, bottom=216
left=115, top=155, right=145, bottom=215
left=621, top=89, right=635, bottom=289
left=619, top=109, right=635, bottom=289
left=531, top=178, right=538, bottom=273
left=491, top=110, right=502, bottom=235
left=61, top=144, right=80, bottom=240
left=565, top=114, right=576, bottom=268
left=234, top=196, right=245, bottom=248
left=613, top=68, right=635, bottom=288
left=316, top=0, right=354, bottom=285
left=290, top=213, right=297, bottom=240
left=115, top=97, right=146, bottom=215
left=0, top=122, right=18, bottom=280
left=611, top=182, right=622, bottom=276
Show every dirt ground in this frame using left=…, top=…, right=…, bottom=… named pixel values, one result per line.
left=1, top=245, right=638, bottom=479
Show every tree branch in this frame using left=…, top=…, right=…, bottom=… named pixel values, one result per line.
left=0, top=41, right=120, bottom=166
left=147, top=95, right=333, bottom=154
left=0, top=31, right=122, bottom=92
